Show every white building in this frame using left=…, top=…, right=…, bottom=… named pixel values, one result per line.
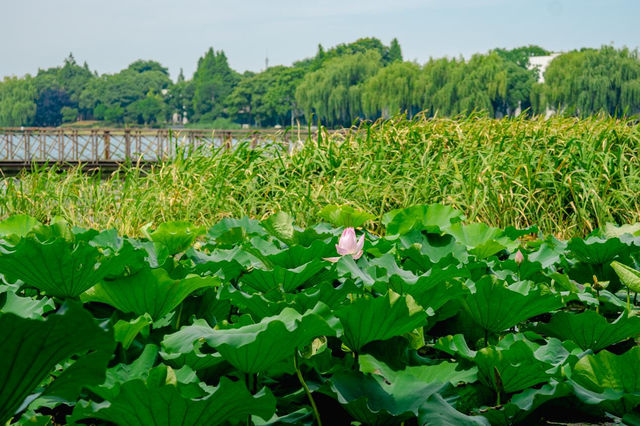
left=527, top=53, right=561, bottom=83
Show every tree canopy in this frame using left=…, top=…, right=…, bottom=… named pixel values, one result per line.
left=0, top=41, right=638, bottom=128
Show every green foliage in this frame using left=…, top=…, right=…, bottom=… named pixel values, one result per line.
left=0, top=76, right=37, bottom=126
left=1, top=42, right=638, bottom=127
left=192, top=48, right=240, bottom=121
left=296, top=50, right=383, bottom=126
left=544, top=46, right=640, bottom=116
left=1, top=209, right=640, bottom=423
left=0, top=302, right=114, bottom=423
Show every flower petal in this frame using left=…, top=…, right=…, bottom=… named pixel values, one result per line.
left=336, top=244, right=351, bottom=256
left=352, top=250, right=363, bottom=260
left=339, top=228, right=357, bottom=252
left=355, top=234, right=365, bottom=252
left=323, top=257, right=341, bottom=263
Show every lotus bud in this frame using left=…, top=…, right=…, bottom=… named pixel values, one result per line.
left=323, top=227, right=365, bottom=263
left=514, top=250, right=524, bottom=265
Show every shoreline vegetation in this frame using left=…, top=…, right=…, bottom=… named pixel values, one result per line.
left=1, top=115, right=638, bottom=239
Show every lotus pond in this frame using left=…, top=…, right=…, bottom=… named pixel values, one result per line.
left=2, top=204, right=640, bottom=425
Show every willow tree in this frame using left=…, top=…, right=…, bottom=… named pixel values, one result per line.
left=295, top=50, right=382, bottom=126
left=544, top=47, right=640, bottom=116
left=362, top=61, right=421, bottom=118
left=0, top=76, right=37, bottom=126
left=419, top=57, right=464, bottom=116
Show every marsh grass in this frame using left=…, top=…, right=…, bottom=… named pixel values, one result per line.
left=1, top=114, right=639, bottom=238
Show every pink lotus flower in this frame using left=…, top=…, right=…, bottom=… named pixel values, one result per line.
left=515, top=250, right=524, bottom=265
left=324, top=227, right=365, bottom=263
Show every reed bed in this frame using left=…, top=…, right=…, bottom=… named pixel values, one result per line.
left=1, top=114, right=639, bottom=238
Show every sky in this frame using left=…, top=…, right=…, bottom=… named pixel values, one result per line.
left=1, top=0, right=638, bottom=80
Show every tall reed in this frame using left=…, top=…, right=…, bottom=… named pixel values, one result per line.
left=1, top=114, right=638, bottom=238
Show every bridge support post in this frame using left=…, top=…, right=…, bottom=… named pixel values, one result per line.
left=124, top=129, right=131, bottom=160
left=104, top=130, right=110, bottom=160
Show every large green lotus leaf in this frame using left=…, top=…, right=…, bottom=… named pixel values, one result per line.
left=72, top=375, right=276, bottom=426
left=462, top=277, right=563, bottom=334
left=419, top=394, right=490, bottom=426
left=435, top=334, right=477, bottom=361
left=447, top=222, right=517, bottom=259
left=31, top=349, right=113, bottom=409
left=527, top=236, right=567, bottom=269
left=318, top=204, right=375, bottom=228
left=567, top=236, right=630, bottom=264
left=164, top=303, right=339, bottom=373
left=605, top=223, right=640, bottom=238
left=82, top=268, right=218, bottom=321
left=90, top=344, right=159, bottom=401
left=383, top=204, right=464, bottom=237
left=537, top=310, right=640, bottom=352
left=261, top=211, right=296, bottom=244
left=478, top=381, right=571, bottom=426
left=219, top=286, right=285, bottom=320
left=0, top=302, right=114, bottom=423
left=0, top=236, right=120, bottom=298
left=89, top=230, right=148, bottom=278
left=289, top=280, right=359, bottom=312
left=240, top=261, right=326, bottom=293
left=161, top=332, right=226, bottom=372
left=610, top=261, right=640, bottom=293
left=0, top=214, right=41, bottom=240
left=359, top=354, right=477, bottom=386
left=367, top=253, right=419, bottom=284
left=569, top=346, right=640, bottom=415
left=336, top=291, right=428, bottom=352
left=326, top=369, right=446, bottom=424
left=187, top=245, right=256, bottom=280
left=390, top=267, right=469, bottom=312
left=336, top=255, right=376, bottom=287
left=253, top=408, right=312, bottom=425
left=207, top=216, right=267, bottom=243
left=113, top=314, right=151, bottom=349
left=398, top=237, right=468, bottom=273
left=0, top=288, right=55, bottom=319
left=475, top=340, right=552, bottom=394
left=382, top=204, right=464, bottom=236
left=266, top=239, right=336, bottom=269
left=145, top=220, right=205, bottom=255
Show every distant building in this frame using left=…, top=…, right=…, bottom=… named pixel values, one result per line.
left=527, top=53, right=561, bottom=83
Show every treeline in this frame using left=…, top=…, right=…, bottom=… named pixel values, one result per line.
left=1, top=38, right=639, bottom=128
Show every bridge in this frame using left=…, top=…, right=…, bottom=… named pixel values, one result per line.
left=0, top=127, right=311, bottom=172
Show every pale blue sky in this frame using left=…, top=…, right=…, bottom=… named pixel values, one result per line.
left=2, top=0, right=638, bottom=80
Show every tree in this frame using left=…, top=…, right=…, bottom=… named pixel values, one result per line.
left=78, top=64, right=171, bottom=122
left=227, top=66, right=305, bottom=127
left=386, top=38, right=403, bottom=63
left=543, top=46, right=640, bottom=116
left=0, top=76, right=37, bottom=126
left=61, top=106, right=79, bottom=123
left=192, top=48, right=240, bottom=121
left=363, top=61, right=420, bottom=117
left=296, top=50, right=383, bottom=126
left=34, top=88, right=73, bottom=126
left=127, top=60, right=169, bottom=76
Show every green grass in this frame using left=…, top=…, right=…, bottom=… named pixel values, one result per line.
left=1, top=114, right=639, bottom=238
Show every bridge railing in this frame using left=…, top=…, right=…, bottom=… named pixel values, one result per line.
left=0, top=128, right=311, bottom=162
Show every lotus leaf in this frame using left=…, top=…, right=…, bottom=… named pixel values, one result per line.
left=0, top=303, right=114, bottom=423
left=336, top=291, right=428, bottom=352
left=82, top=268, right=218, bottom=321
